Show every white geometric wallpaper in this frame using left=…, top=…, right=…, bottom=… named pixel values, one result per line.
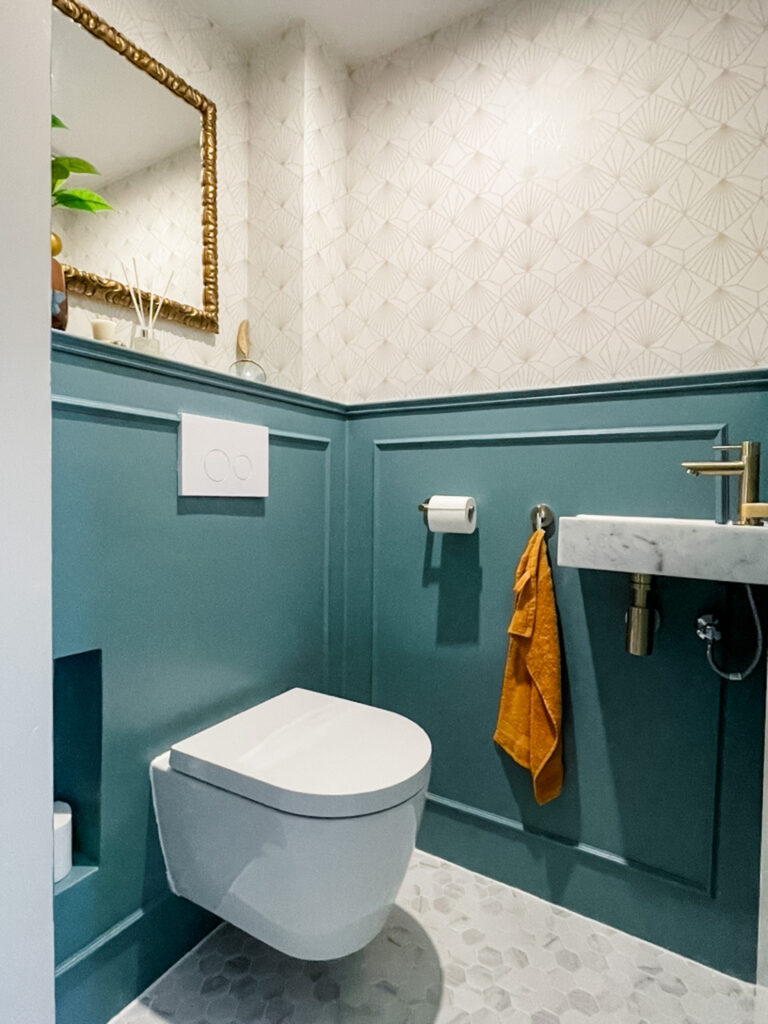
left=247, top=25, right=348, bottom=393
left=329, top=0, right=768, bottom=402
left=301, top=32, right=350, bottom=397
left=62, top=0, right=768, bottom=402
left=247, top=24, right=309, bottom=392
left=55, top=144, right=202, bottom=309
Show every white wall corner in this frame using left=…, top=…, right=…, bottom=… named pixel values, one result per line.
left=0, top=1, right=55, bottom=1021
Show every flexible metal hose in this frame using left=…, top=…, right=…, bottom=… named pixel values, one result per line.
left=706, top=583, right=763, bottom=682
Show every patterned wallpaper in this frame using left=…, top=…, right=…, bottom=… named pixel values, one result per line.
left=58, top=0, right=250, bottom=370
left=301, top=33, right=350, bottom=396
left=55, top=144, right=202, bottom=310
left=247, top=25, right=307, bottom=391
left=326, top=0, right=768, bottom=402
left=60, top=0, right=768, bottom=401
left=247, top=25, right=347, bottom=392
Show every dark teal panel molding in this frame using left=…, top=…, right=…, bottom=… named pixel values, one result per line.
left=425, top=792, right=708, bottom=892
left=52, top=394, right=180, bottom=425
left=54, top=328, right=768, bottom=420
left=373, top=423, right=729, bottom=521
left=51, top=334, right=766, bottom=998
left=369, top=425, right=729, bottom=898
left=55, top=896, right=166, bottom=980
left=348, top=382, right=767, bottom=980
left=373, top=423, right=728, bottom=448
left=347, top=367, right=768, bottom=417
left=55, top=893, right=214, bottom=1024
left=52, top=393, right=334, bottom=450
left=52, top=331, right=347, bottom=416
left=52, top=344, right=348, bottom=1024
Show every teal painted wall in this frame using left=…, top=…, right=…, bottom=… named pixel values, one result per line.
left=52, top=334, right=767, bottom=1024
left=344, top=377, right=767, bottom=981
left=51, top=336, right=347, bottom=1024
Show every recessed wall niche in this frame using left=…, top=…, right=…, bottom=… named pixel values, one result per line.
left=53, top=649, right=103, bottom=892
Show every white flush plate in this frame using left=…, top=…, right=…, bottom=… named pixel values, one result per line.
left=179, top=413, right=269, bottom=497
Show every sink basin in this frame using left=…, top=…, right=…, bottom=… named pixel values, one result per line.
left=557, top=515, right=768, bottom=585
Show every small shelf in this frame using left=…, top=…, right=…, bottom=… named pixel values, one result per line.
left=557, top=515, right=768, bottom=585
left=54, top=855, right=98, bottom=898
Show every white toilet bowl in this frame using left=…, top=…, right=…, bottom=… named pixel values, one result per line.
left=150, top=687, right=431, bottom=960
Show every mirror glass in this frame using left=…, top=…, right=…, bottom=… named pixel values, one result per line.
left=51, top=4, right=216, bottom=330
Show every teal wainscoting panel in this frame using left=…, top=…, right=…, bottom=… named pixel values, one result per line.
left=51, top=337, right=347, bottom=1024
left=52, top=335, right=767, bottom=1004
left=345, top=379, right=768, bottom=980
left=55, top=895, right=214, bottom=1024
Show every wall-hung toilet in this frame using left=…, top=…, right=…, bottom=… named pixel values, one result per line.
left=150, top=687, right=431, bottom=960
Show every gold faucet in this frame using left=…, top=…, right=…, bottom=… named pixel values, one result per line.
left=681, top=441, right=767, bottom=525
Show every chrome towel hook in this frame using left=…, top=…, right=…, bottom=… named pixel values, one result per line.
left=530, top=503, right=555, bottom=537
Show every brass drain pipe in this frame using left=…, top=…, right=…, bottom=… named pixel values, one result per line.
left=626, top=573, right=655, bottom=657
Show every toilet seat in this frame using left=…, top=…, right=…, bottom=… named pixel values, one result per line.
left=169, top=687, right=432, bottom=818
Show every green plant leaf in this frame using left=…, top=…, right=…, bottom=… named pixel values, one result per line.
left=51, top=157, right=70, bottom=192
left=51, top=155, right=100, bottom=191
left=52, top=188, right=112, bottom=212
left=51, top=114, right=68, bottom=129
left=54, top=156, right=100, bottom=176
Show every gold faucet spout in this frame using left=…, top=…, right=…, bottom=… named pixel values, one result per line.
left=681, top=460, right=745, bottom=476
left=681, top=441, right=761, bottom=525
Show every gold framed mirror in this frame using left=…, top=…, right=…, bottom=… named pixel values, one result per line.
left=51, top=0, right=218, bottom=333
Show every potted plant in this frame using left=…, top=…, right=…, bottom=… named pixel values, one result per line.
left=50, top=114, right=112, bottom=330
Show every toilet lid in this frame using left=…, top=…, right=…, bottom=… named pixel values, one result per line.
left=169, top=688, right=432, bottom=818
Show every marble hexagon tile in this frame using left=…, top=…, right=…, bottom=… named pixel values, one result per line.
left=110, top=850, right=756, bottom=1024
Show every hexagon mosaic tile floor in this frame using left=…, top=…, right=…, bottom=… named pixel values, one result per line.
left=110, top=851, right=757, bottom=1024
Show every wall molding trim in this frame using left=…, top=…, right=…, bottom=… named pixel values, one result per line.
left=52, top=332, right=347, bottom=416
left=370, top=421, right=729, bottom=896
left=425, top=792, right=710, bottom=894
left=51, top=394, right=334, bottom=452
left=373, top=423, right=729, bottom=450
left=55, top=895, right=171, bottom=980
left=52, top=390, right=335, bottom=691
left=54, top=331, right=768, bottom=420
left=373, top=421, right=728, bottom=526
left=348, top=371, right=768, bottom=417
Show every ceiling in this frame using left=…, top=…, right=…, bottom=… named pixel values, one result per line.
left=187, top=0, right=495, bottom=64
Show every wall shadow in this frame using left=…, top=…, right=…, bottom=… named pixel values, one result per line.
left=177, top=496, right=265, bottom=516
left=579, top=567, right=766, bottom=892
left=422, top=530, right=482, bottom=645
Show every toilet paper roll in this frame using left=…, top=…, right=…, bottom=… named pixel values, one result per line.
left=426, top=495, right=477, bottom=534
left=53, top=800, right=72, bottom=883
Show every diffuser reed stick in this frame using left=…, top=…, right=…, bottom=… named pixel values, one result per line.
left=120, top=263, right=175, bottom=337
left=150, top=272, right=174, bottom=330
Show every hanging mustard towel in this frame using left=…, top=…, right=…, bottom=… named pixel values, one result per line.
left=493, top=529, right=562, bottom=805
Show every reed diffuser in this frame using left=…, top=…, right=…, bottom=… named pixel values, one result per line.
left=120, top=260, right=174, bottom=354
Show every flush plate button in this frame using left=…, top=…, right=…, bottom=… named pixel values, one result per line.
left=179, top=413, right=269, bottom=497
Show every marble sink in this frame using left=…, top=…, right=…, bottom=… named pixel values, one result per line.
left=557, top=515, right=768, bottom=585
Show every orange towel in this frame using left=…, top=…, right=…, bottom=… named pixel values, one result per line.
left=493, top=529, right=562, bottom=805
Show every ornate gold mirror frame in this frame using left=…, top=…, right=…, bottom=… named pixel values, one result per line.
left=52, top=0, right=218, bottom=333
